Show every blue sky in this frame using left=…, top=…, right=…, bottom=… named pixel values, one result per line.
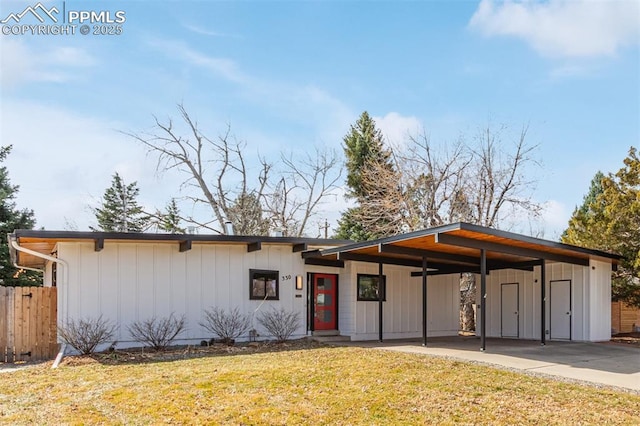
left=1, top=0, right=638, bottom=239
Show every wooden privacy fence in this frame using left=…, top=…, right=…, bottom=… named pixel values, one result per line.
left=612, top=301, right=640, bottom=334
left=0, top=286, right=58, bottom=362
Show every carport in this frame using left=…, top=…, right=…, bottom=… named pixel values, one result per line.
left=303, top=223, right=620, bottom=350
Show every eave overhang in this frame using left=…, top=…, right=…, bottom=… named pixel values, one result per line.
left=302, top=222, right=620, bottom=274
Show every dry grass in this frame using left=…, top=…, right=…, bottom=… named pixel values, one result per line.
left=1, top=344, right=639, bottom=425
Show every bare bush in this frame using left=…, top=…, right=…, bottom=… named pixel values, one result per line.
left=127, top=313, right=186, bottom=350
left=57, top=315, right=117, bottom=355
left=200, top=307, right=251, bottom=345
left=257, top=307, right=300, bottom=343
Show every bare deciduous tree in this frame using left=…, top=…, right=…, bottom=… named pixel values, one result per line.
left=264, top=148, right=341, bottom=237
left=357, top=122, right=541, bottom=331
left=356, top=133, right=472, bottom=235
left=464, top=124, right=542, bottom=228
left=125, top=104, right=340, bottom=236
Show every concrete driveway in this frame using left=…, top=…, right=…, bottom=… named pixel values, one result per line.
left=337, top=336, right=640, bottom=392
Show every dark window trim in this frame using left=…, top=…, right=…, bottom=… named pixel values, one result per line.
left=249, top=269, right=279, bottom=300
left=357, top=273, right=386, bottom=302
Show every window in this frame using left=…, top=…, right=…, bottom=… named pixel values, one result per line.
left=250, top=269, right=279, bottom=300
left=357, top=274, right=386, bottom=301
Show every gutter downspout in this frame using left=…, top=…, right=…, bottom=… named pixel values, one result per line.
left=9, top=235, right=69, bottom=368
left=12, top=262, right=43, bottom=274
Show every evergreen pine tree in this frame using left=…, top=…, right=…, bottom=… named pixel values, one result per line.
left=0, top=146, right=39, bottom=286
left=91, top=173, right=149, bottom=232
left=158, top=198, right=185, bottom=234
left=335, top=112, right=398, bottom=241
left=561, top=171, right=606, bottom=247
left=562, top=151, right=640, bottom=307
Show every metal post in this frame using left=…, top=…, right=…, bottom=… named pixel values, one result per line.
left=422, top=256, right=428, bottom=346
left=541, top=259, right=546, bottom=346
left=378, top=263, right=386, bottom=342
left=378, top=262, right=384, bottom=342
left=480, top=249, right=487, bottom=352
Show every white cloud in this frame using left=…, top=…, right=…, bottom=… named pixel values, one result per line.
left=182, top=23, right=241, bottom=38
left=147, top=38, right=250, bottom=85
left=549, top=64, right=593, bottom=80
left=469, top=0, right=640, bottom=58
left=149, top=38, right=355, bottom=149
left=0, top=39, right=95, bottom=88
left=373, top=112, right=422, bottom=146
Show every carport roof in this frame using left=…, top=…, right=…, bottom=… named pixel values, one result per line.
left=302, top=222, right=621, bottom=274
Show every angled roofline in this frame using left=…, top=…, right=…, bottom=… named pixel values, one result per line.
left=317, top=222, right=621, bottom=261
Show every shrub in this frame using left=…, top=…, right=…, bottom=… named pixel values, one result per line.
left=127, top=313, right=186, bottom=351
left=57, top=315, right=117, bottom=355
left=199, top=307, right=251, bottom=345
left=257, top=307, right=301, bottom=343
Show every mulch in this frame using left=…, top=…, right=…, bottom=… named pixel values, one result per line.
left=609, top=332, right=640, bottom=346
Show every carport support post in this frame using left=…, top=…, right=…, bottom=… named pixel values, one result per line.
left=378, top=262, right=384, bottom=342
left=422, top=256, right=428, bottom=346
left=480, top=249, right=487, bottom=351
left=541, top=259, right=546, bottom=346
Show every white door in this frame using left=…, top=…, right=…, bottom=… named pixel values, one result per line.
left=501, top=283, right=519, bottom=338
left=550, top=280, right=571, bottom=340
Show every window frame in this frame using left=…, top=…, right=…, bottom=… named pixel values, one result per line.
left=249, top=269, right=279, bottom=300
left=356, top=273, right=386, bottom=302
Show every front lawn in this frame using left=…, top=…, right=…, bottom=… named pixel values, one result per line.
left=1, top=345, right=638, bottom=424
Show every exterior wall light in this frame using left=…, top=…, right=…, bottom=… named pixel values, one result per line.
left=295, top=275, right=303, bottom=290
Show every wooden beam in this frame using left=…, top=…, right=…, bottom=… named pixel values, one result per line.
left=379, top=243, right=479, bottom=265
left=304, top=257, right=344, bottom=268
left=247, top=242, right=262, bottom=253
left=435, top=233, right=589, bottom=266
left=179, top=240, right=192, bottom=252
left=94, top=238, right=104, bottom=252
left=292, top=243, right=307, bottom=253
left=410, top=266, right=483, bottom=277
left=337, top=252, right=423, bottom=268
left=301, top=249, right=321, bottom=258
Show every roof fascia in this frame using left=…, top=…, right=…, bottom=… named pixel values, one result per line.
left=11, top=230, right=351, bottom=247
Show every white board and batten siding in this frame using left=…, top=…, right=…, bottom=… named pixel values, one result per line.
left=339, top=262, right=459, bottom=341
left=56, top=241, right=309, bottom=347
left=588, top=259, right=611, bottom=341
left=478, top=260, right=611, bottom=342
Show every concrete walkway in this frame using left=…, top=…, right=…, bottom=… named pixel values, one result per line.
left=335, top=336, right=640, bottom=392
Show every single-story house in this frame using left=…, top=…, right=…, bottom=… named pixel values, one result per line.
left=8, top=222, right=620, bottom=351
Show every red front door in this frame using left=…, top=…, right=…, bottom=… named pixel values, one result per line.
left=313, top=274, right=337, bottom=330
